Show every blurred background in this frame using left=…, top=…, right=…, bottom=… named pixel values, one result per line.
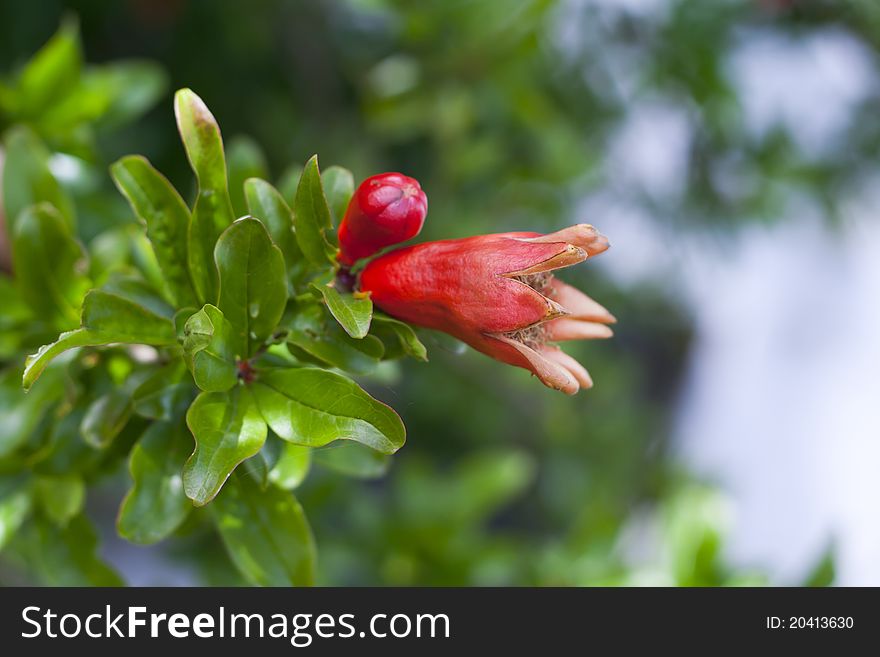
left=2, top=0, right=878, bottom=585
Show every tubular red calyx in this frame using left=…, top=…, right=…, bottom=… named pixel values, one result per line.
left=359, top=224, right=615, bottom=394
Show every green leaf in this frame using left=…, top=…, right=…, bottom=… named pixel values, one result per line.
left=2, top=126, right=75, bottom=232
left=11, top=202, right=88, bottom=327
left=21, top=330, right=99, bottom=392
left=183, top=387, right=267, bottom=506
left=293, top=155, right=337, bottom=266
left=34, top=474, right=85, bottom=526
left=175, top=88, right=235, bottom=303
left=82, top=60, right=167, bottom=128
left=1, top=364, right=65, bottom=458
left=0, top=476, right=32, bottom=551
left=314, top=441, right=390, bottom=479
left=131, top=360, right=190, bottom=421
left=21, top=514, right=123, bottom=586
left=118, top=420, right=192, bottom=544
left=183, top=304, right=238, bottom=392
left=371, top=313, right=428, bottom=361
left=269, top=442, right=311, bottom=489
left=80, top=389, right=132, bottom=448
left=241, top=449, right=270, bottom=489
left=35, top=61, right=163, bottom=137
left=253, top=368, right=405, bottom=454
left=129, top=229, right=167, bottom=299
left=215, top=217, right=288, bottom=356
left=286, top=303, right=384, bottom=375
left=211, top=474, right=315, bottom=586
left=313, top=283, right=372, bottom=339
left=17, top=18, right=82, bottom=117
left=30, top=408, right=103, bottom=477
left=227, top=135, right=268, bottom=217
left=0, top=276, right=29, bottom=360
left=81, top=289, right=178, bottom=341
left=110, top=155, right=197, bottom=308
left=322, top=165, right=354, bottom=225
left=174, top=306, right=198, bottom=339
left=244, top=177, right=309, bottom=293
left=100, top=274, right=175, bottom=319
left=23, top=289, right=178, bottom=390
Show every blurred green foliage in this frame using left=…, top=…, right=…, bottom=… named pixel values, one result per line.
left=1, top=0, right=862, bottom=585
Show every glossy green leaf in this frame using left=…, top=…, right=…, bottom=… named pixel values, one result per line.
left=258, top=432, right=284, bottom=471
left=34, top=474, right=85, bottom=526
left=293, top=155, right=337, bottom=266
left=22, top=330, right=97, bottom=392
left=211, top=473, right=315, bottom=586
left=31, top=408, right=103, bottom=477
left=174, top=87, right=230, bottom=200
left=21, top=514, right=123, bottom=586
left=175, top=88, right=235, bottom=303
left=241, top=450, right=271, bottom=489
left=215, top=217, right=288, bottom=356
left=80, top=389, right=132, bottom=448
left=118, top=420, right=192, bottom=544
left=313, top=441, right=389, bottom=479
left=132, top=361, right=191, bottom=420
left=174, top=306, right=198, bottom=339
left=129, top=229, right=167, bottom=299
left=183, top=387, right=267, bottom=506
left=100, top=274, right=175, bottom=319
left=110, top=155, right=197, bottom=308
left=2, top=126, right=75, bottom=232
left=253, top=368, right=405, bottom=453
left=288, top=329, right=384, bottom=374
left=244, top=177, right=309, bottom=293
left=269, top=442, right=312, bottom=489
left=286, top=303, right=384, bottom=375
left=313, top=283, right=373, bottom=338
left=322, top=165, right=354, bottom=225
left=227, top=135, right=268, bottom=217
left=0, top=476, right=31, bottom=551
left=23, top=289, right=178, bottom=390
left=371, top=313, right=428, bottom=361
left=80, top=289, right=177, bottom=340
left=183, top=304, right=238, bottom=392
left=11, top=202, right=88, bottom=327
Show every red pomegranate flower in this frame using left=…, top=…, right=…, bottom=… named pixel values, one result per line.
left=337, top=172, right=428, bottom=266
left=359, top=224, right=614, bottom=394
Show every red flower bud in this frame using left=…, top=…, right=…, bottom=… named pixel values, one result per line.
left=337, top=173, right=428, bottom=266
left=360, top=224, right=615, bottom=394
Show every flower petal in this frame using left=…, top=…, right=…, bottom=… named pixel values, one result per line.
left=545, top=318, right=614, bottom=341
left=540, top=346, right=593, bottom=390
left=549, top=280, right=616, bottom=323
left=487, top=334, right=580, bottom=394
